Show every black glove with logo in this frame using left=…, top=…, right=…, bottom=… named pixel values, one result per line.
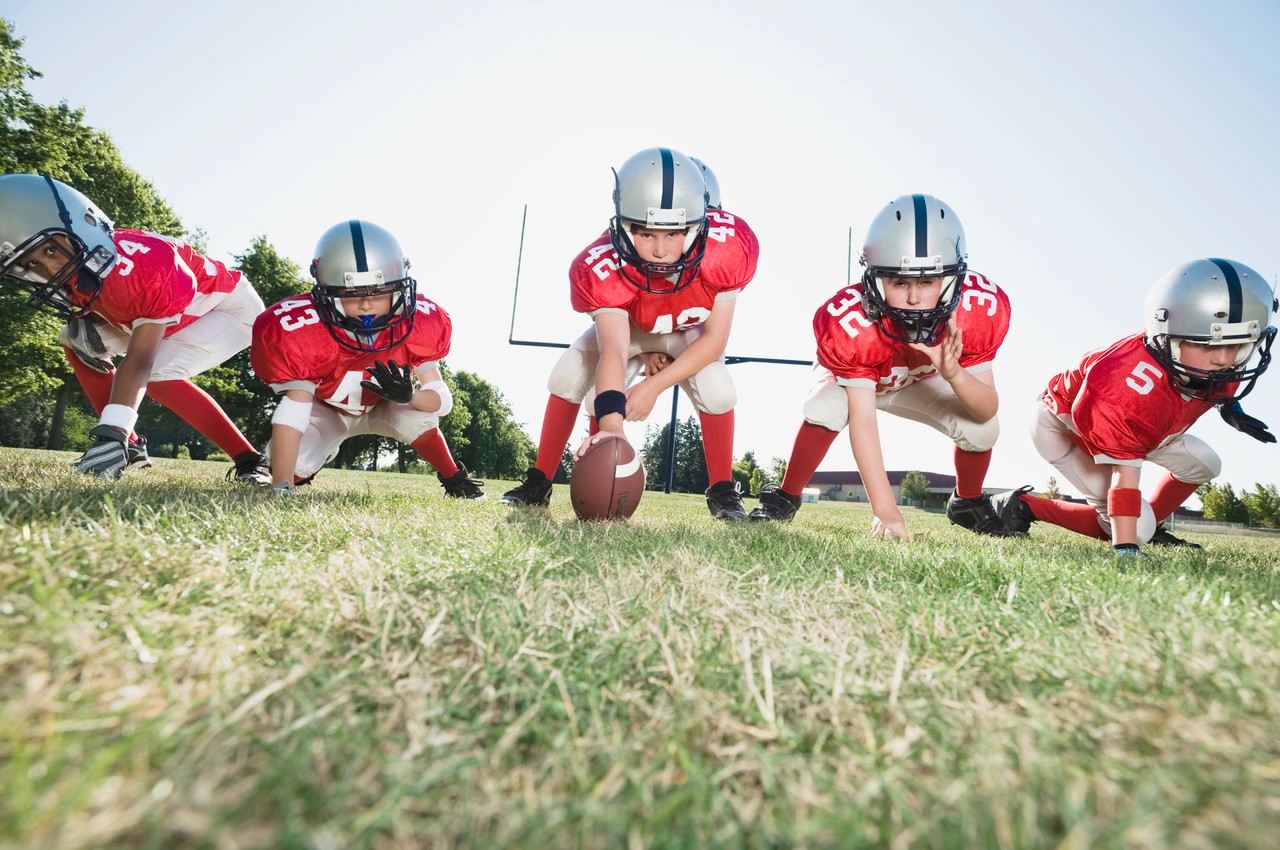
left=1219, top=400, right=1276, bottom=443
left=361, top=359, right=415, bottom=404
left=73, top=425, right=129, bottom=478
left=60, top=316, right=114, bottom=373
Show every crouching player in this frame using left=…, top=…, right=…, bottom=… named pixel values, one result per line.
left=499, top=148, right=759, bottom=520
left=251, top=220, right=484, bottom=498
left=0, top=173, right=270, bottom=481
left=750, top=194, right=1015, bottom=538
left=992, top=258, right=1276, bottom=553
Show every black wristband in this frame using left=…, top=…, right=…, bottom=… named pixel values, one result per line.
left=593, top=389, right=627, bottom=421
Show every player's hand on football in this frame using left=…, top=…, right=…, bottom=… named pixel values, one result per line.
left=1219, top=400, right=1276, bottom=443
left=624, top=381, right=660, bottom=421
left=870, top=508, right=907, bottom=540
left=73, top=425, right=129, bottom=478
left=361, top=359, right=415, bottom=404
left=576, top=428, right=627, bottom=459
left=640, top=352, right=672, bottom=377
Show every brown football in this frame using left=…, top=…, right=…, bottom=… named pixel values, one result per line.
left=569, top=436, right=646, bottom=520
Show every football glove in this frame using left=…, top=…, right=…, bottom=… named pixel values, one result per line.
left=270, top=481, right=297, bottom=497
left=1113, top=543, right=1144, bottom=557
left=73, top=425, right=129, bottom=478
left=1218, top=400, right=1276, bottom=443
left=361, top=359, right=415, bottom=404
left=59, top=316, right=114, bottom=374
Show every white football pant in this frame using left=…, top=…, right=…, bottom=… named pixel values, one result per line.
left=548, top=323, right=736, bottom=415
left=801, top=365, right=1000, bottom=453
left=265, top=401, right=443, bottom=479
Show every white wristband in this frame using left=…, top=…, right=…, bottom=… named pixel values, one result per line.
left=99, top=403, right=138, bottom=433
left=421, top=380, right=452, bottom=417
left=271, top=396, right=313, bottom=433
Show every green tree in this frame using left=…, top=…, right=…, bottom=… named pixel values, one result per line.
left=448, top=370, right=534, bottom=478
left=1242, top=483, right=1280, bottom=529
left=1200, top=483, right=1250, bottom=524
left=731, top=450, right=761, bottom=495
left=900, top=470, right=930, bottom=507
left=1044, top=476, right=1062, bottom=500
left=641, top=416, right=707, bottom=492
left=766, top=456, right=787, bottom=488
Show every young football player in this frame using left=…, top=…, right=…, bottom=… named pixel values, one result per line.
left=0, top=173, right=270, bottom=482
left=750, top=194, right=1015, bottom=538
left=990, top=258, right=1276, bottom=554
left=499, top=147, right=760, bottom=520
left=251, top=220, right=483, bottom=499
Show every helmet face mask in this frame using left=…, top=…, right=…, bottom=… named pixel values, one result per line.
left=859, top=194, right=967, bottom=346
left=310, top=220, right=417, bottom=353
left=608, top=147, right=709, bottom=295
left=1143, top=258, right=1278, bottom=402
left=0, top=174, right=116, bottom=320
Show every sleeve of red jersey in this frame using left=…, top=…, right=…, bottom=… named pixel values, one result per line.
left=250, top=306, right=323, bottom=391
left=568, top=240, right=636, bottom=315
left=1069, top=361, right=1170, bottom=462
left=955, top=274, right=1012, bottom=369
left=407, top=297, right=453, bottom=364
left=812, top=296, right=882, bottom=386
left=700, top=212, right=760, bottom=296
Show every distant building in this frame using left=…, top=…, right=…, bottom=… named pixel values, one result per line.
left=806, top=470, right=961, bottom=509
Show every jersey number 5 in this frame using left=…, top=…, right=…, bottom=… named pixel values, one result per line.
left=1126, top=361, right=1164, bottom=395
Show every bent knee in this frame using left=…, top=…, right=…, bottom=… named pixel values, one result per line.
left=954, top=417, right=1000, bottom=453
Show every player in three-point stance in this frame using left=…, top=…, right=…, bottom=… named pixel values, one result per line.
left=750, top=194, right=1017, bottom=538
left=0, top=173, right=271, bottom=482
left=500, top=148, right=760, bottom=520
left=990, top=258, right=1276, bottom=554
left=250, top=220, right=484, bottom=499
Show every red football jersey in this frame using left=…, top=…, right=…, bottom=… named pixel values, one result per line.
left=251, top=292, right=452, bottom=416
left=813, top=271, right=1011, bottom=394
left=80, top=230, right=243, bottom=336
left=568, top=209, right=759, bottom=333
left=1041, top=333, right=1226, bottom=462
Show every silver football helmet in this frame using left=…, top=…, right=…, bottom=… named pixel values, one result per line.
left=859, top=193, right=967, bottom=345
left=690, top=157, right=721, bottom=209
left=1144, top=258, right=1277, bottom=401
left=608, top=147, right=709, bottom=294
left=0, top=173, right=116, bottom=319
left=310, top=220, right=417, bottom=353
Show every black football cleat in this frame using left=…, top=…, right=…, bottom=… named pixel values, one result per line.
left=1148, top=524, right=1202, bottom=549
left=226, top=451, right=272, bottom=486
left=748, top=485, right=802, bottom=522
left=499, top=468, right=552, bottom=507
left=946, top=490, right=1020, bottom=537
left=988, top=485, right=1036, bottom=536
left=439, top=465, right=486, bottom=501
left=706, top=480, right=748, bottom=521
left=126, top=435, right=153, bottom=469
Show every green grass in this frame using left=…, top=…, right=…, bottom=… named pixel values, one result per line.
left=2, top=447, right=1279, bottom=849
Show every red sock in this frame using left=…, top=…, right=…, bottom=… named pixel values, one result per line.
left=1148, top=472, right=1199, bottom=524
left=65, top=347, right=140, bottom=443
left=698, top=409, right=735, bottom=486
left=953, top=447, right=992, bottom=499
left=534, top=395, right=581, bottom=479
left=411, top=428, right=459, bottom=477
left=64, top=345, right=114, bottom=413
left=145, top=379, right=256, bottom=458
left=1023, top=493, right=1109, bottom=539
left=780, top=421, right=839, bottom=496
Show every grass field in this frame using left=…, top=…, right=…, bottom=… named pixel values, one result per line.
left=2, top=447, right=1279, bottom=850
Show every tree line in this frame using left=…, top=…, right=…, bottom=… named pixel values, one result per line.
left=0, top=19, right=534, bottom=478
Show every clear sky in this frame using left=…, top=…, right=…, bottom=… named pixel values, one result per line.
left=7, top=0, right=1280, bottom=500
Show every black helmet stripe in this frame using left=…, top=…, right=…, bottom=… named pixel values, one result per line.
left=1209, top=257, right=1243, bottom=323
left=42, top=173, right=74, bottom=230
left=659, top=148, right=675, bottom=209
left=912, top=194, right=928, bottom=258
left=348, top=220, right=368, bottom=272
